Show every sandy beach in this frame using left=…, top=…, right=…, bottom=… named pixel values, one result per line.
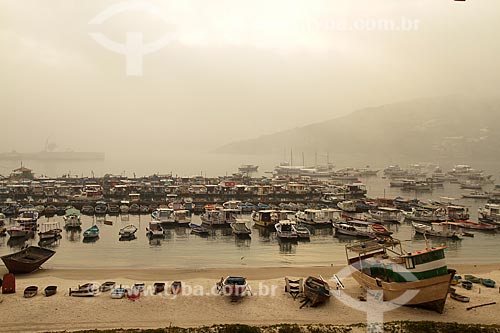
left=1, top=264, right=500, bottom=332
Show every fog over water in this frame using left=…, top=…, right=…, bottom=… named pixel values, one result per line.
left=2, top=1, right=500, bottom=177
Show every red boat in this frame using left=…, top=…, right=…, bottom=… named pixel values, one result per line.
left=451, top=220, right=498, bottom=231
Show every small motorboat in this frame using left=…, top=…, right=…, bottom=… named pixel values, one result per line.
left=111, top=286, right=126, bottom=299
left=69, top=283, right=99, bottom=297
left=294, top=224, right=311, bottom=240
left=275, top=220, right=298, bottom=240
left=230, top=219, right=252, bottom=237
left=450, top=292, right=470, bottom=303
left=146, top=220, right=164, bottom=238
left=7, top=226, right=34, bottom=239
left=44, top=285, right=57, bottom=297
left=99, top=281, right=116, bottom=292
left=189, top=223, right=209, bottom=235
left=24, top=286, right=38, bottom=298
left=216, top=276, right=249, bottom=299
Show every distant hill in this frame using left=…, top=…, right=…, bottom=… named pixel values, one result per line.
left=216, top=96, right=500, bottom=161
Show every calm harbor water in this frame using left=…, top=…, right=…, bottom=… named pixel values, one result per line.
left=0, top=176, right=498, bottom=269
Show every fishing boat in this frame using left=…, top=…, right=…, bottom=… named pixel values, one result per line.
left=7, top=225, right=34, bottom=238
left=337, top=200, right=358, bottom=213
left=107, top=203, right=120, bottom=215
left=217, top=276, right=249, bottom=298
left=294, top=223, right=311, bottom=240
left=173, top=209, right=192, bottom=225
left=303, top=276, right=331, bottom=307
left=63, top=208, right=81, bottom=228
left=274, top=220, right=298, bottom=240
left=478, top=203, right=500, bottom=224
left=368, top=207, right=402, bottom=224
left=81, top=205, right=94, bottom=215
left=38, top=221, right=62, bottom=240
left=189, top=223, right=209, bottom=235
left=461, top=280, right=473, bottom=290
left=146, top=220, right=164, bottom=238
left=333, top=220, right=374, bottom=238
left=14, top=210, right=39, bottom=228
left=462, top=191, right=489, bottom=199
left=230, top=219, right=252, bottom=237
left=202, top=208, right=241, bottom=226
left=69, top=283, right=99, bottom=297
left=151, top=208, right=175, bottom=225
left=296, top=208, right=342, bottom=225
left=24, top=286, right=38, bottom=298
left=94, top=202, right=107, bottom=215
left=412, top=222, right=463, bottom=240
left=83, top=225, right=99, bottom=239
left=119, top=225, right=138, bottom=238
left=44, top=285, right=57, bottom=297
left=1, top=246, right=56, bottom=274
left=448, top=220, right=498, bottom=231
left=99, top=281, right=116, bottom=292
left=403, top=208, right=447, bottom=223
left=345, top=238, right=456, bottom=313
left=251, top=210, right=291, bottom=228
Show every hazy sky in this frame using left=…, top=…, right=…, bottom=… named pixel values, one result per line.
left=1, top=0, right=500, bottom=154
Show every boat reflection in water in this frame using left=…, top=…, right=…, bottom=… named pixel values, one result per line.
left=65, top=228, right=81, bottom=242
left=38, top=234, right=62, bottom=248
left=278, top=238, right=297, bottom=254
left=82, top=236, right=99, bottom=244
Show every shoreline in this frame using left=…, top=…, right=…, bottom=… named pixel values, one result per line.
left=4, top=263, right=500, bottom=280
left=0, top=264, right=499, bottom=332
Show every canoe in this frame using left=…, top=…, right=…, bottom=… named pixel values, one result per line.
left=481, top=278, right=496, bottom=288
left=450, top=292, right=470, bottom=303
left=44, top=285, right=57, bottom=297
left=99, top=281, right=116, bottom=292
left=1, top=246, right=56, bottom=274
left=24, top=286, right=38, bottom=298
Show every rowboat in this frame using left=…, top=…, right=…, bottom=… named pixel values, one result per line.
left=83, top=225, right=99, bottom=239
left=44, top=285, right=57, bottom=297
left=99, top=281, right=116, bottom=292
left=189, top=223, right=209, bottom=235
left=303, top=276, right=331, bottom=307
left=371, top=224, right=393, bottom=236
left=461, top=280, right=473, bottom=290
left=481, top=278, right=496, bottom=288
left=69, top=283, right=99, bottom=297
left=24, top=286, right=38, bottom=298
left=1, top=246, right=55, bottom=274
left=450, top=292, right=470, bottom=303
left=126, top=286, right=141, bottom=301
left=464, top=275, right=481, bottom=284
left=111, top=286, right=126, bottom=299
left=119, top=225, right=138, bottom=238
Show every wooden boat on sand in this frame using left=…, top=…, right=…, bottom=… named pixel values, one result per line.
left=44, top=285, right=57, bottom=297
left=303, top=276, right=331, bottom=307
left=24, top=286, right=38, bottom=298
left=1, top=246, right=55, bottom=274
left=345, top=238, right=456, bottom=313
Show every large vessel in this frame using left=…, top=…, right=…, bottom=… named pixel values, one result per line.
left=345, top=238, right=455, bottom=313
left=0, top=151, right=104, bottom=161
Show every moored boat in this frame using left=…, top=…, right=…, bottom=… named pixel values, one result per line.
left=217, top=276, right=249, bottom=298
left=274, top=220, right=298, bottom=240
left=38, top=221, right=62, bottom=240
left=189, top=223, right=209, bottom=235
left=83, top=225, right=99, bottom=239
left=230, top=219, right=252, bottom=237
left=146, top=220, right=164, bottom=238
left=119, top=224, right=138, bottom=238
left=63, top=208, right=82, bottom=228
